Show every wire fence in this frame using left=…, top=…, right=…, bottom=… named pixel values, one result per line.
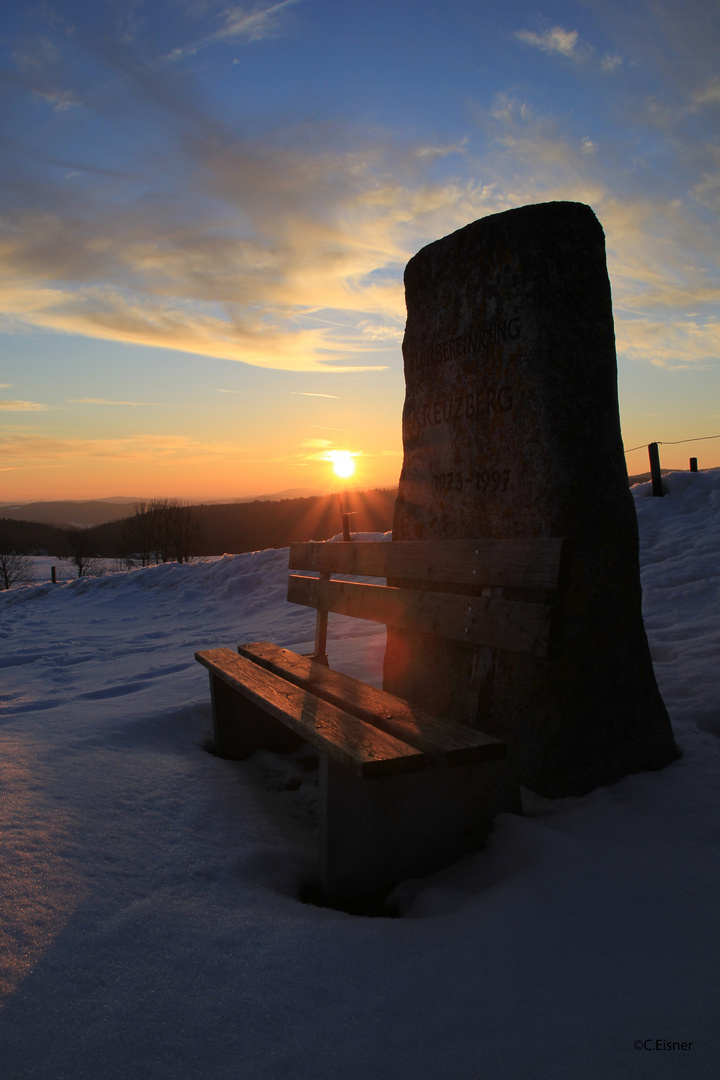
left=624, top=433, right=720, bottom=496
left=624, top=433, right=720, bottom=454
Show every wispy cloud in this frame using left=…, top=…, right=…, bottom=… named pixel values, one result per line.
left=1, top=431, right=245, bottom=463
left=215, top=0, right=301, bottom=44
left=515, top=27, right=579, bottom=58
left=601, top=54, right=623, bottom=73
left=318, top=447, right=360, bottom=463
left=11, top=33, right=83, bottom=112
left=515, top=25, right=623, bottom=73
left=358, top=320, right=403, bottom=341
left=291, top=392, right=340, bottom=399
left=68, top=398, right=167, bottom=406
left=616, top=316, right=720, bottom=369
left=0, top=400, right=49, bottom=411
left=167, top=0, right=301, bottom=60
left=692, top=78, right=720, bottom=108
left=33, top=89, right=82, bottom=112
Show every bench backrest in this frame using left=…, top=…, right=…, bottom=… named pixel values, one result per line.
left=288, top=538, right=564, bottom=659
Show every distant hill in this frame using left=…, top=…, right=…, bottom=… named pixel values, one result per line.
left=230, top=488, right=323, bottom=504
left=0, top=489, right=323, bottom=527
left=0, top=499, right=144, bottom=527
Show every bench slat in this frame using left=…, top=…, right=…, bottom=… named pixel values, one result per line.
left=237, top=641, right=506, bottom=765
left=289, top=538, right=563, bottom=589
left=195, top=647, right=426, bottom=779
left=287, top=576, right=553, bottom=657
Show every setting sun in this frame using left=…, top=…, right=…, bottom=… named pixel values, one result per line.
left=330, top=450, right=356, bottom=479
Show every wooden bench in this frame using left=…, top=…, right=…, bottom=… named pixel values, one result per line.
left=195, top=536, right=564, bottom=904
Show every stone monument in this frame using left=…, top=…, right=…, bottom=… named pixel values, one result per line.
left=384, top=201, right=679, bottom=798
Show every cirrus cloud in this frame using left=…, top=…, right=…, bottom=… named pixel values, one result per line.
left=0, top=399, right=49, bottom=411
left=166, top=0, right=302, bottom=60
left=0, top=431, right=246, bottom=463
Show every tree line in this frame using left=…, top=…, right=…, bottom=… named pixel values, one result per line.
left=0, top=498, right=200, bottom=586
left=0, top=488, right=397, bottom=587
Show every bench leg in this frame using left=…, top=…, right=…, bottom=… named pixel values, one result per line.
left=319, top=756, right=520, bottom=903
left=209, top=674, right=304, bottom=759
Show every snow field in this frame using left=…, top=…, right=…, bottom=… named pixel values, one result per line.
left=0, top=475, right=718, bottom=1079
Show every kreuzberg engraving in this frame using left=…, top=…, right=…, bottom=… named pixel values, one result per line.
left=407, top=384, right=513, bottom=434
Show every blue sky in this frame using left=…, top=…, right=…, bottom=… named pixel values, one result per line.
left=1, top=0, right=719, bottom=500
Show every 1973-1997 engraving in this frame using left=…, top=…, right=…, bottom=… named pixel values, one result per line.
left=432, top=469, right=511, bottom=494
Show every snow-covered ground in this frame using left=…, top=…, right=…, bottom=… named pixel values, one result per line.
left=1, top=474, right=718, bottom=1079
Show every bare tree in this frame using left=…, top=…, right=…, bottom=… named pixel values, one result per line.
left=62, top=528, right=104, bottom=578
left=124, top=498, right=203, bottom=565
left=167, top=499, right=204, bottom=563
left=0, top=535, right=36, bottom=590
left=110, top=555, right=137, bottom=572
left=124, top=501, right=156, bottom=566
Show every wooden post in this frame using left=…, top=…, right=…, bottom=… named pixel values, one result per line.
left=337, top=491, right=352, bottom=541
left=689, top=457, right=698, bottom=472
left=312, top=571, right=330, bottom=666
left=648, top=442, right=664, bottom=497
left=51, top=566, right=56, bottom=584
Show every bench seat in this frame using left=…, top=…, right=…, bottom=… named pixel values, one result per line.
left=195, top=647, right=425, bottom=779
left=237, top=640, right=507, bottom=766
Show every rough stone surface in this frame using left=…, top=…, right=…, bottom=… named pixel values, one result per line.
left=384, top=201, right=680, bottom=798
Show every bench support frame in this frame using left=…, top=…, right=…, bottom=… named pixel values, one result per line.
left=321, top=756, right=519, bottom=902
left=210, top=672, right=303, bottom=759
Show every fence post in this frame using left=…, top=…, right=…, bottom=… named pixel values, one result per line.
left=648, top=443, right=664, bottom=497
left=51, top=566, right=57, bottom=584
left=689, top=457, right=698, bottom=472
left=337, top=492, right=353, bottom=541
